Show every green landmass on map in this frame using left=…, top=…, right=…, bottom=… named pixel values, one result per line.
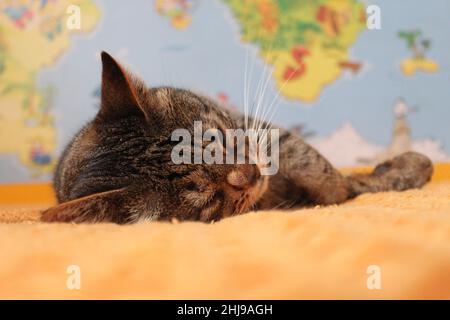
left=223, top=0, right=366, bottom=102
left=0, top=0, right=100, bottom=177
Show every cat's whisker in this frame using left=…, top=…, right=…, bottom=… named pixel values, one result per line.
left=260, top=103, right=279, bottom=133
left=243, top=35, right=260, bottom=132
left=256, top=71, right=273, bottom=130
left=271, top=199, right=290, bottom=211
left=254, top=54, right=282, bottom=134
left=254, top=52, right=291, bottom=133
left=286, top=200, right=298, bottom=210
left=253, top=99, right=281, bottom=166
left=264, top=65, right=300, bottom=121
left=250, top=33, right=276, bottom=133
left=243, top=46, right=252, bottom=131
left=253, top=57, right=274, bottom=132
left=247, top=28, right=266, bottom=131
left=246, top=60, right=259, bottom=132
left=252, top=85, right=288, bottom=158
left=250, top=66, right=268, bottom=132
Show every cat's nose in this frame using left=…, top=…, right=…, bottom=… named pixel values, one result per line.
left=226, top=165, right=261, bottom=190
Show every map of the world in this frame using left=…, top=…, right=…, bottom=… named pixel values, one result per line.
left=0, top=0, right=449, bottom=183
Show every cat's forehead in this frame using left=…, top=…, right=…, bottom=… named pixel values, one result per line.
left=150, top=87, right=234, bottom=128
left=152, top=87, right=205, bottom=107
left=154, top=87, right=200, bottom=107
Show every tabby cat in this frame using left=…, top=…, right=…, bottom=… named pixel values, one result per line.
left=41, top=52, right=433, bottom=224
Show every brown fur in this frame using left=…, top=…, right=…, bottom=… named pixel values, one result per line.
left=41, top=52, right=433, bottom=224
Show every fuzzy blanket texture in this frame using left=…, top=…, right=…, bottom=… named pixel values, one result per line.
left=0, top=164, right=449, bottom=299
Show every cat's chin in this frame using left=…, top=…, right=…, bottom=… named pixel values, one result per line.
left=244, top=175, right=269, bottom=213
left=195, top=175, right=268, bottom=222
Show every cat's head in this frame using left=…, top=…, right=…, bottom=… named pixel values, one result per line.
left=92, top=52, right=268, bottom=222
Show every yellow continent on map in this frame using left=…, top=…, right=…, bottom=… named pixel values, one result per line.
left=401, top=58, right=439, bottom=77
left=155, top=0, right=196, bottom=30
left=224, top=0, right=366, bottom=102
left=0, top=0, right=100, bottom=177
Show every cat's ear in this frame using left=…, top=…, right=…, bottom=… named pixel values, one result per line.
left=99, top=51, right=147, bottom=120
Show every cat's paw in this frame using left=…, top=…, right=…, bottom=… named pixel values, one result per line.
left=372, top=152, right=433, bottom=190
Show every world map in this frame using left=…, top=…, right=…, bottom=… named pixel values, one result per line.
left=224, top=0, right=366, bottom=102
left=0, top=0, right=99, bottom=178
left=0, top=0, right=448, bottom=182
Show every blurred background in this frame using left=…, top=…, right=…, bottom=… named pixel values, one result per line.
left=0, top=0, right=449, bottom=183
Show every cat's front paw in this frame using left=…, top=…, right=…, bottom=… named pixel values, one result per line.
left=373, top=152, right=433, bottom=190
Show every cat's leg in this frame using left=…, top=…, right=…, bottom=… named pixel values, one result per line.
left=261, top=133, right=433, bottom=208
left=347, top=151, right=433, bottom=197
left=41, top=187, right=163, bottom=224
left=273, top=132, right=352, bottom=206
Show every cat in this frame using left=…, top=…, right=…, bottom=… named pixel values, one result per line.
left=41, top=52, right=433, bottom=224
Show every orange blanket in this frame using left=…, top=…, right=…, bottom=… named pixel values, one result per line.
left=0, top=165, right=449, bottom=299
